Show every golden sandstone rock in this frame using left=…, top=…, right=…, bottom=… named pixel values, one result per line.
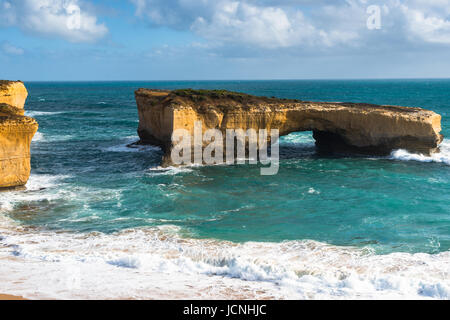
left=135, top=89, right=443, bottom=166
left=0, top=80, right=28, bottom=109
left=0, top=81, right=38, bottom=188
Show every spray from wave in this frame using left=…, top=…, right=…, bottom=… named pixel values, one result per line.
left=391, top=139, right=450, bottom=165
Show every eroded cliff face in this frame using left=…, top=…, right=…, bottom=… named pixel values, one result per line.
left=0, top=81, right=38, bottom=188
left=0, top=80, right=28, bottom=109
left=135, top=89, right=443, bottom=166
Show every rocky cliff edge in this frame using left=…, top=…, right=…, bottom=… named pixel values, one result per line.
left=0, top=81, right=38, bottom=188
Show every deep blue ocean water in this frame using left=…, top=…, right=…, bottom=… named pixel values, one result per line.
left=5, top=80, right=450, bottom=255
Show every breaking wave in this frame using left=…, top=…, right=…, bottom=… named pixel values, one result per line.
left=0, top=215, right=448, bottom=300
left=0, top=174, right=71, bottom=212
left=391, top=139, right=450, bottom=165
left=32, top=132, right=44, bottom=142
left=25, top=111, right=64, bottom=117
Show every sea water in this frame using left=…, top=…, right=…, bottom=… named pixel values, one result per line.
left=0, top=80, right=449, bottom=299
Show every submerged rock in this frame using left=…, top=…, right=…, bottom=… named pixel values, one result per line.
left=0, top=81, right=38, bottom=188
left=135, top=88, right=443, bottom=166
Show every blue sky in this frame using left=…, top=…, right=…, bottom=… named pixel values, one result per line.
left=1, top=0, right=450, bottom=81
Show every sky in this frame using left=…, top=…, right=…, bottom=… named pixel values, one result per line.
left=0, top=0, right=450, bottom=81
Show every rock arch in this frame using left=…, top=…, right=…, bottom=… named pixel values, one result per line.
left=135, top=89, right=443, bottom=166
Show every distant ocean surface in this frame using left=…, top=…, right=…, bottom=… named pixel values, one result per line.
left=0, top=80, right=449, bottom=299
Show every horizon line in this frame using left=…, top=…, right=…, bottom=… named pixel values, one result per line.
left=18, top=77, right=450, bottom=83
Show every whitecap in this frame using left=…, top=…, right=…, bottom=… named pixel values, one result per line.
left=25, top=111, right=64, bottom=117
left=148, top=166, right=193, bottom=175
left=0, top=174, right=71, bottom=212
left=24, top=174, right=70, bottom=191
left=390, top=139, right=450, bottom=165
left=32, top=132, right=44, bottom=142
left=307, top=187, right=320, bottom=195
left=31, top=132, right=74, bottom=143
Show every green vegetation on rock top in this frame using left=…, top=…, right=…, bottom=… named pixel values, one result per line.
left=173, top=89, right=249, bottom=99
left=0, top=80, right=22, bottom=91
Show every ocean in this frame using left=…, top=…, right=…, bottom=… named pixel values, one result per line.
left=0, top=80, right=449, bottom=299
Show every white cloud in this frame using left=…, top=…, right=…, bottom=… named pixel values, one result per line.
left=130, top=0, right=450, bottom=50
left=0, top=0, right=108, bottom=43
left=400, top=1, right=450, bottom=44
left=192, top=2, right=320, bottom=49
left=1, top=42, right=25, bottom=55
left=132, top=0, right=358, bottom=48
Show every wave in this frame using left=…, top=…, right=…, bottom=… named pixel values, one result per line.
left=104, top=143, right=161, bottom=153
left=0, top=174, right=71, bottom=212
left=280, top=132, right=315, bottom=145
left=104, top=136, right=161, bottom=153
left=23, top=174, right=70, bottom=191
left=25, top=111, right=64, bottom=117
left=278, top=133, right=450, bottom=166
left=0, top=219, right=448, bottom=300
left=148, top=166, right=194, bottom=175
left=31, top=132, right=74, bottom=143
left=391, top=139, right=450, bottom=165
left=32, top=132, right=44, bottom=142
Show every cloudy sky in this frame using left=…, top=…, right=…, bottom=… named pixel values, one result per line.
left=1, top=0, right=450, bottom=80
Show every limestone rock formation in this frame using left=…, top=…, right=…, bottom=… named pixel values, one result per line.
left=135, top=88, right=443, bottom=166
left=0, top=81, right=38, bottom=188
left=0, top=80, right=28, bottom=109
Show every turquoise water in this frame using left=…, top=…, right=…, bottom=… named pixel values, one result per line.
left=5, top=80, right=450, bottom=255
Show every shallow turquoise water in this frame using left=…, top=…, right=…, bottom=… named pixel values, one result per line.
left=4, top=80, right=450, bottom=255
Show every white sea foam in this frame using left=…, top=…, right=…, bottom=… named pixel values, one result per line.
left=0, top=174, right=71, bottom=212
left=0, top=218, right=448, bottom=300
left=307, top=187, right=320, bottom=195
left=280, top=132, right=315, bottom=145
left=390, top=139, right=450, bottom=165
left=24, top=174, right=70, bottom=191
left=32, top=132, right=44, bottom=142
left=1, top=137, right=449, bottom=299
left=148, top=166, right=193, bottom=175
left=25, top=111, right=64, bottom=117
left=31, top=132, right=74, bottom=143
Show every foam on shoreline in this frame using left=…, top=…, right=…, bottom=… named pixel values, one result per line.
left=0, top=214, right=448, bottom=300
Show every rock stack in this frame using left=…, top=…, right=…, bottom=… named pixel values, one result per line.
left=0, top=81, right=38, bottom=188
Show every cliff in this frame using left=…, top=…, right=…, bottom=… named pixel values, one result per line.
left=0, top=81, right=38, bottom=188
left=0, top=80, right=28, bottom=109
left=135, top=88, right=443, bottom=166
